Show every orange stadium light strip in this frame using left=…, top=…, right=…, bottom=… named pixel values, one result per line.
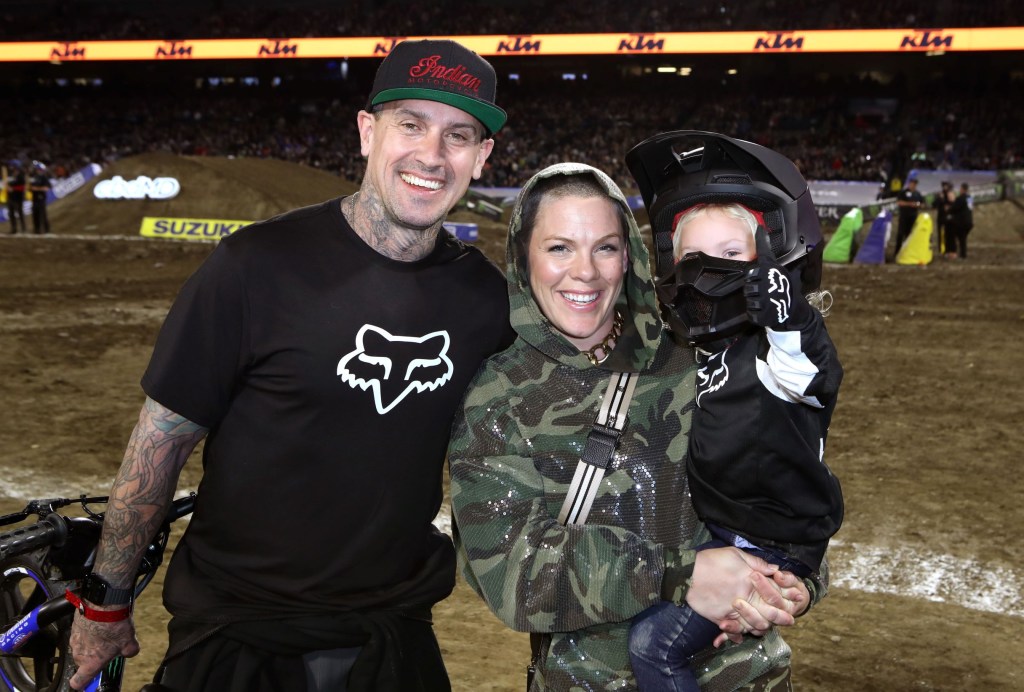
left=1, top=28, right=1023, bottom=62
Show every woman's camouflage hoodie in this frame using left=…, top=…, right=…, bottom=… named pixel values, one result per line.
left=449, top=163, right=796, bottom=690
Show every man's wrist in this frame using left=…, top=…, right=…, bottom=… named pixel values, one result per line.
left=80, top=572, right=135, bottom=606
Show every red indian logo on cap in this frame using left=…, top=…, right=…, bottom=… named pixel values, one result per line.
left=408, top=55, right=481, bottom=95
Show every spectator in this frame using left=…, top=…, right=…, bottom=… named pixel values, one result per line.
left=934, top=180, right=955, bottom=255
left=894, top=177, right=924, bottom=255
left=29, top=160, right=51, bottom=234
left=947, top=182, right=974, bottom=259
left=4, top=159, right=26, bottom=234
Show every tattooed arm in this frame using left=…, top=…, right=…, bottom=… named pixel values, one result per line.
left=68, top=397, right=208, bottom=690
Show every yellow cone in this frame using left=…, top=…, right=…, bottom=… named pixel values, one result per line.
left=896, top=212, right=934, bottom=266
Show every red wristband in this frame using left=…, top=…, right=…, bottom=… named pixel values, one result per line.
left=65, top=590, right=132, bottom=622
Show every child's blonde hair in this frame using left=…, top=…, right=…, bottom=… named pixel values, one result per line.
left=671, top=203, right=757, bottom=261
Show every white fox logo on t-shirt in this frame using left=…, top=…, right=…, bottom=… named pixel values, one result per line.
left=337, top=324, right=454, bottom=415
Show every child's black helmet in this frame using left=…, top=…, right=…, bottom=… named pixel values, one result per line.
left=625, top=130, right=823, bottom=289
left=626, top=130, right=824, bottom=344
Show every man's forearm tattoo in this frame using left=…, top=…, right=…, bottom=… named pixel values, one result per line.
left=94, top=398, right=207, bottom=585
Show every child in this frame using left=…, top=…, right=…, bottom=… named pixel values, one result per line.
left=627, top=201, right=845, bottom=691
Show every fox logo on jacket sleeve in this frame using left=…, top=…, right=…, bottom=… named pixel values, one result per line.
left=337, top=324, right=454, bottom=414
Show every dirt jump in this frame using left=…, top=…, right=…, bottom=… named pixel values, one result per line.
left=1, top=154, right=1022, bottom=690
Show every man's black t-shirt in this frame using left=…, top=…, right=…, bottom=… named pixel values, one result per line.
left=6, top=171, right=25, bottom=201
left=30, top=173, right=50, bottom=203
left=897, top=187, right=924, bottom=220
left=143, top=197, right=513, bottom=619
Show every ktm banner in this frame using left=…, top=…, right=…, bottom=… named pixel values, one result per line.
left=2, top=28, right=1023, bottom=62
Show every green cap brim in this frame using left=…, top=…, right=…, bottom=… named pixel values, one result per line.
left=370, top=87, right=506, bottom=136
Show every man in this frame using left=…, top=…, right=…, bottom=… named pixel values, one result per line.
left=933, top=180, right=954, bottom=255
left=29, top=160, right=52, bottom=234
left=947, top=182, right=974, bottom=260
left=894, top=176, right=923, bottom=255
left=5, top=159, right=26, bottom=234
left=69, top=39, right=512, bottom=691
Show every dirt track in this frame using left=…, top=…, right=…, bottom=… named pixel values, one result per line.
left=1, top=155, right=1023, bottom=690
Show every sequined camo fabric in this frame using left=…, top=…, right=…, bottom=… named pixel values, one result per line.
left=449, top=163, right=819, bottom=690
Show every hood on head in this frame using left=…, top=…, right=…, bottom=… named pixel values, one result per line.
left=505, top=162, right=663, bottom=372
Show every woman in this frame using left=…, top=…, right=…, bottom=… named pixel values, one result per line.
left=449, top=163, right=819, bottom=690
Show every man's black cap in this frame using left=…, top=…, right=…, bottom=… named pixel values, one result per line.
left=366, top=39, right=507, bottom=136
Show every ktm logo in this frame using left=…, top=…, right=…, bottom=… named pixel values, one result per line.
left=754, top=33, right=804, bottom=50
left=156, top=41, right=193, bottom=58
left=618, top=35, right=664, bottom=52
left=696, top=351, right=729, bottom=407
left=259, top=40, right=298, bottom=57
left=498, top=36, right=542, bottom=53
left=50, top=43, right=86, bottom=60
left=900, top=31, right=953, bottom=49
left=374, top=38, right=406, bottom=55
left=337, top=325, right=454, bottom=415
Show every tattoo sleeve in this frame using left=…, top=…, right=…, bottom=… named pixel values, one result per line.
left=92, top=397, right=208, bottom=588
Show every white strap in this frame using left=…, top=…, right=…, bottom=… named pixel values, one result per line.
left=557, top=372, right=638, bottom=525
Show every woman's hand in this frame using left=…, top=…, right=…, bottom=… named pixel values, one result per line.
left=685, top=547, right=810, bottom=645
left=712, top=569, right=811, bottom=646
left=686, top=547, right=777, bottom=621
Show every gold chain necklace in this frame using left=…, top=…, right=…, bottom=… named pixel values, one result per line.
left=583, top=311, right=623, bottom=366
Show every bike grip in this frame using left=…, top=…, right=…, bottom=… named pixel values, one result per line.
left=0, top=513, right=67, bottom=559
left=87, top=655, right=125, bottom=692
left=84, top=673, right=102, bottom=692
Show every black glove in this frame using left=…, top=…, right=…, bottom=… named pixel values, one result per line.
left=744, top=225, right=813, bottom=330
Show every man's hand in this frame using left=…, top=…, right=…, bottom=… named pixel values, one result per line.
left=68, top=613, right=140, bottom=690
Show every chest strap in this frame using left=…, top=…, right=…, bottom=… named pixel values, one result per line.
left=556, top=371, right=638, bottom=526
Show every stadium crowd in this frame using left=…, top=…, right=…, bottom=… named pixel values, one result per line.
left=2, top=1, right=1021, bottom=190
left=2, top=76, right=1020, bottom=193
left=1, top=0, right=1022, bottom=41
